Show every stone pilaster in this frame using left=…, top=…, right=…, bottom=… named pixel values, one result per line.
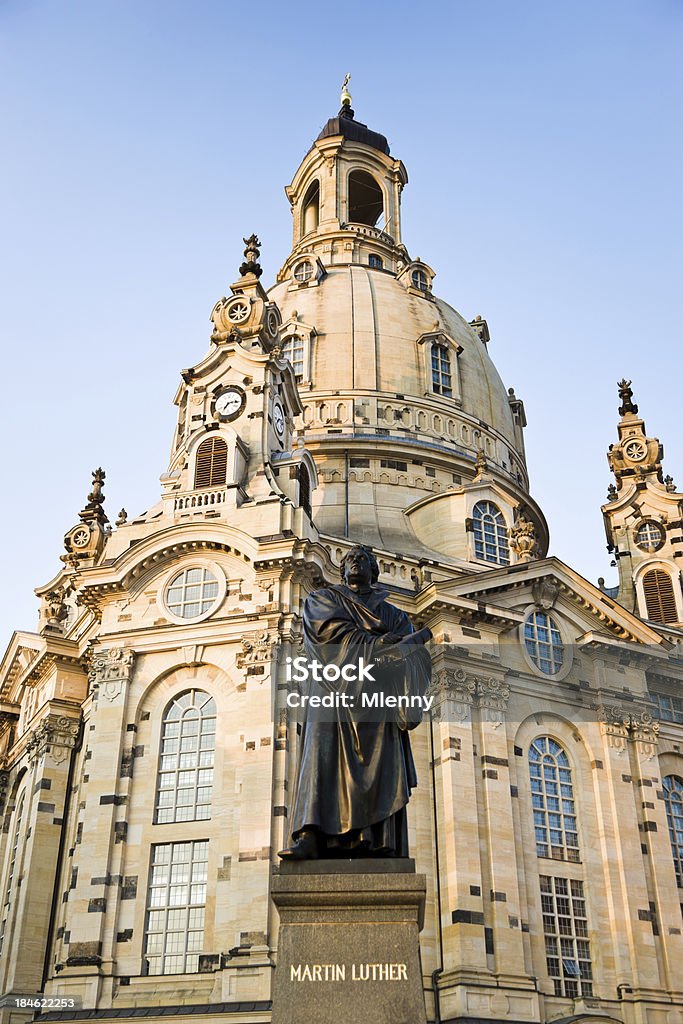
left=56, top=648, right=135, bottom=998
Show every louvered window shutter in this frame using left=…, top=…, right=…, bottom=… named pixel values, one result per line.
left=194, top=437, right=228, bottom=489
left=642, top=569, right=678, bottom=624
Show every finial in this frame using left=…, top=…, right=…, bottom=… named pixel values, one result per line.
left=474, top=449, right=488, bottom=479
left=116, top=508, right=128, bottom=526
left=617, top=379, right=639, bottom=417
left=340, top=73, right=354, bottom=120
left=607, top=482, right=618, bottom=501
left=239, top=234, right=263, bottom=279
left=664, top=474, right=676, bottom=493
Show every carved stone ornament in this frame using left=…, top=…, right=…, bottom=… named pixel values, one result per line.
left=617, top=379, right=638, bottom=417
left=87, top=647, right=135, bottom=701
left=237, top=631, right=277, bottom=667
left=510, top=513, right=537, bottom=562
left=532, top=578, right=560, bottom=612
left=45, top=588, right=69, bottom=630
left=428, top=668, right=476, bottom=721
left=597, top=704, right=659, bottom=757
left=27, top=714, right=80, bottom=766
left=476, top=676, right=511, bottom=728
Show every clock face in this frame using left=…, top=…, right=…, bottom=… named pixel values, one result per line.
left=72, top=527, right=90, bottom=548
left=267, top=308, right=279, bottom=337
left=273, top=403, right=285, bottom=438
left=214, top=387, right=245, bottom=421
left=624, top=438, right=647, bottom=462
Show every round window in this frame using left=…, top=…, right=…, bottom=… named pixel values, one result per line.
left=164, top=567, right=221, bottom=620
left=524, top=611, right=564, bottom=676
left=634, top=520, right=665, bottom=553
left=226, top=297, right=251, bottom=324
left=294, top=260, right=314, bottom=283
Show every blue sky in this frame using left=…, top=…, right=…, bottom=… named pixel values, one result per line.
left=1, top=1, right=682, bottom=639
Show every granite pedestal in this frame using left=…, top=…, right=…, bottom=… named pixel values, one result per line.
left=270, top=859, right=427, bottom=1024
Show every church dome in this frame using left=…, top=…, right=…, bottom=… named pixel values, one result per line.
left=264, top=98, right=547, bottom=563
left=269, top=265, right=520, bottom=456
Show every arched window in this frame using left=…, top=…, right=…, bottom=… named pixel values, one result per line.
left=663, top=775, right=683, bottom=886
left=472, top=500, right=509, bottom=565
left=368, top=253, right=383, bottom=269
left=642, top=568, right=678, bottom=624
left=524, top=612, right=565, bottom=676
left=348, top=170, right=383, bottom=227
left=282, top=334, right=304, bottom=383
left=155, top=690, right=216, bottom=823
left=431, top=342, right=452, bottom=397
left=0, top=789, right=26, bottom=955
left=297, top=463, right=311, bottom=517
left=529, top=738, right=579, bottom=861
left=194, top=436, right=228, bottom=489
left=302, top=179, right=319, bottom=235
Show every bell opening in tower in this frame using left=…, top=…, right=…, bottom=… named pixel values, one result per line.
left=302, top=179, right=320, bottom=236
left=348, top=169, right=384, bottom=228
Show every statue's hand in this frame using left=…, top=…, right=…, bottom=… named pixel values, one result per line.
left=378, top=632, right=403, bottom=646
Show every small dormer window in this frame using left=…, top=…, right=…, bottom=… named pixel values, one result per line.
left=431, top=342, right=452, bottom=397
left=294, top=260, right=314, bottom=283
left=412, top=268, right=429, bottom=291
left=369, top=254, right=383, bottom=269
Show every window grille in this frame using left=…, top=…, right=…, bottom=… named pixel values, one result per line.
left=165, top=568, right=220, bottom=620
left=0, top=790, right=25, bottom=955
left=654, top=693, right=683, bottom=724
left=524, top=611, right=564, bottom=675
left=635, top=521, right=665, bottom=553
left=529, top=738, right=579, bottom=861
left=155, top=690, right=216, bottom=823
left=431, top=343, right=452, bottom=397
left=144, top=840, right=208, bottom=975
left=282, top=334, right=305, bottom=382
left=472, top=500, right=509, bottom=565
left=540, top=876, right=592, bottom=998
left=663, top=775, right=683, bottom=887
left=194, top=437, right=228, bottom=489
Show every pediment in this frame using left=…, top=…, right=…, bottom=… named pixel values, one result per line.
left=0, top=632, right=43, bottom=703
left=425, top=556, right=669, bottom=649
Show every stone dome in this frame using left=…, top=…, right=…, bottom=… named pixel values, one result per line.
left=269, top=265, right=522, bottom=462
left=263, top=109, right=547, bottom=561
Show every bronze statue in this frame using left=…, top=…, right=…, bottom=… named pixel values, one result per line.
left=279, top=544, right=432, bottom=860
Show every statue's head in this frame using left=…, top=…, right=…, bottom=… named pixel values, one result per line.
left=340, top=545, right=380, bottom=587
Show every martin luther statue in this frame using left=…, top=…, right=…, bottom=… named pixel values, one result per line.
left=279, top=545, right=432, bottom=860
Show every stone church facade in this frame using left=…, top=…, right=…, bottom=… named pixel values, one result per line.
left=0, top=92, right=682, bottom=1024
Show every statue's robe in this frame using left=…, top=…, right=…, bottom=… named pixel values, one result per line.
left=288, top=584, right=431, bottom=856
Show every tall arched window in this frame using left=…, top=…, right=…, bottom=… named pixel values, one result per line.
left=663, top=775, right=683, bottom=886
left=431, top=342, right=452, bottom=397
left=194, top=437, right=228, bottom=489
left=529, top=738, right=579, bottom=861
left=0, top=789, right=26, bottom=955
left=348, top=170, right=383, bottom=227
left=472, top=500, right=509, bottom=565
left=282, top=334, right=304, bottom=383
left=642, top=568, right=678, bottom=624
left=155, top=691, right=216, bottom=824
